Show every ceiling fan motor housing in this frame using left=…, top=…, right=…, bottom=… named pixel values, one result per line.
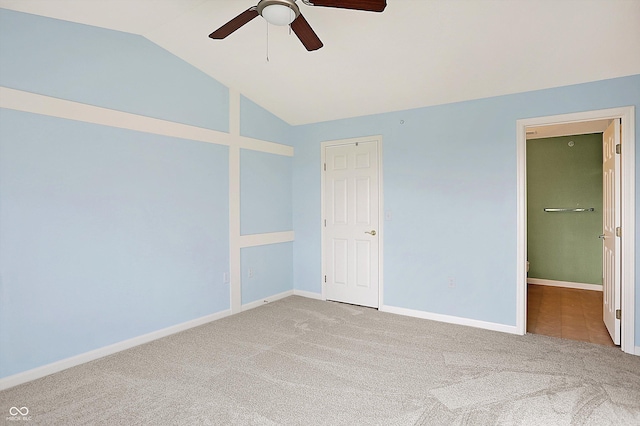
left=257, top=0, right=301, bottom=25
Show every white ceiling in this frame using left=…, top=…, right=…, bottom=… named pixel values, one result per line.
left=1, top=0, right=639, bottom=125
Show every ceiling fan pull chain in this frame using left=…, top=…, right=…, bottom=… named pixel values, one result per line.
left=266, top=22, right=270, bottom=62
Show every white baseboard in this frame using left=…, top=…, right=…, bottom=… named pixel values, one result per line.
left=527, top=278, right=602, bottom=292
left=0, top=309, right=231, bottom=391
left=241, top=290, right=294, bottom=312
left=293, top=289, right=323, bottom=300
left=380, top=304, right=519, bottom=335
left=635, top=346, right=640, bottom=356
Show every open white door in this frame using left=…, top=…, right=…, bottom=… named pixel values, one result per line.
left=323, top=140, right=380, bottom=308
left=602, top=118, right=621, bottom=345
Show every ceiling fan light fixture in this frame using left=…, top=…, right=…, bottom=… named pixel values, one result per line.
left=257, top=0, right=300, bottom=26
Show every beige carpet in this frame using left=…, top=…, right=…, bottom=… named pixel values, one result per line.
left=1, top=296, right=640, bottom=425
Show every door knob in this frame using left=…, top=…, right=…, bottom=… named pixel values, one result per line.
left=365, top=230, right=376, bottom=236
left=599, top=234, right=605, bottom=239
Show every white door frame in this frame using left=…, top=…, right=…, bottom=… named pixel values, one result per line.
left=516, top=106, right=636, bottom=355
left=321, top=135, right=384, bottom=308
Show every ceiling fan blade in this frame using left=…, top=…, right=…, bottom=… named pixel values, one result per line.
left=307, top=0, right=386, bottom=12
left=209, top=7, right=259, bottom=39
left=291, top=14, right=323, bottom=51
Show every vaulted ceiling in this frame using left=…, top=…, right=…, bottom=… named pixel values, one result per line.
left=1, top=0, right=639, bottom=125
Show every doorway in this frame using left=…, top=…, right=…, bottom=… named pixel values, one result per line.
left=516, top=107, right=636, bottom=355
left=321, top=136, right=383, bottom=308
left=525, top=129, right=610, bottom=345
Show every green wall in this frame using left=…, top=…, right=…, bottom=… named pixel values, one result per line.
left=527, top=133, right=603, bottom=285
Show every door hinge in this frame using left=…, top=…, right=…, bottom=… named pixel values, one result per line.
left=616, top=227, right=622, bottom=237
left=616, top=309, right=621, bottom=320
left=324, top=275, right=327, bottom=283
left=323, top=163, right=326, bottom=171
left=324, top=219, right=326, bottom=227
left=615, top=144, right=621, bottom=155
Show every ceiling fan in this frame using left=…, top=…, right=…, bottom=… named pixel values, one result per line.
left=209, top=0, right=387, bottom=51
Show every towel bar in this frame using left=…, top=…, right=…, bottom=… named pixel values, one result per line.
left=543, top=208, right=595, bottom=212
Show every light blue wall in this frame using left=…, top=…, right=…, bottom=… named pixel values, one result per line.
left=238, top=96, right=294, bottom=305
left=0, top=9, right=229, bottom=131
left=241, top=243, right=293, bottom=305
left=0, top=8, right=296, bottom=379
left=240, top=149, right=293, bottom=235
left=240, top=95, right=292, bottom=143
left=0, top=109, right=229, bottom=377
left=291, top=75, right=640, bottom=332
left=0, top=8, right=235, bottom=379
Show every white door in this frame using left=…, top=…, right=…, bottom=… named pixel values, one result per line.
left=602, top=118, right=621, bottom=345
left=323, top=140, right=379, bottom=308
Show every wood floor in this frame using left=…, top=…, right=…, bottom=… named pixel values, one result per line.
left=527, top=284, right=615, bottom=347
